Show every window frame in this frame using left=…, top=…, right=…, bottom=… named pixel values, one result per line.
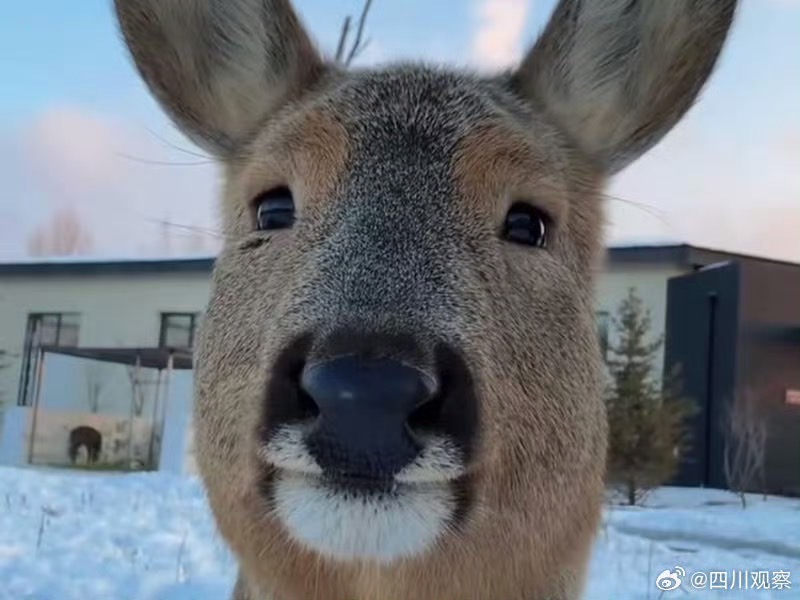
left=158, top=312, right=200, bottom=349
left=17, top=312, right=81, bottom=407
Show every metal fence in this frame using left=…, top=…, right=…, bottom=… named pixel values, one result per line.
left=26, top=346, right=191, bottom=472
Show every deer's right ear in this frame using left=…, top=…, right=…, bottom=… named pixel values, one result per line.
left=114, top=0, right=326, bottom=158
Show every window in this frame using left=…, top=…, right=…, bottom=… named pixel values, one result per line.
left=159, top=312, right=200, bottom=349
left=17, top=313, right=81, bottom=406
left=596, top=311, right=610, bottom=362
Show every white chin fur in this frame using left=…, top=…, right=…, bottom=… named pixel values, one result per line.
left=260, top=425, right=464, bottom=563
left=272, top=473, right=455, bottom=563
left=260, top=426, right=464, bottom=482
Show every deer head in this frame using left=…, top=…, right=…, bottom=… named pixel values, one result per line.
left=114, top=1, right=737, bottom=598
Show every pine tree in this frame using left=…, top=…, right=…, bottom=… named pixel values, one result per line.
left=0, top=349, right=9, bottom=411
left=604, top=288, right=695, bottom=506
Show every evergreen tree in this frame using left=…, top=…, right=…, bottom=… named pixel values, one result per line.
left=604, top=288, right=695, bottom=506
left=0, top=349, right=9, bottom=412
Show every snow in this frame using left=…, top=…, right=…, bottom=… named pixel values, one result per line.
left=698, top=261, right=733, bottom=271
left=1, top=466, right=798, bottom=599
left=0, top=468, right=235, bottom=600
left=606, top=237, right=687, bottom=249
left=589, top=488, right=800, bottom=599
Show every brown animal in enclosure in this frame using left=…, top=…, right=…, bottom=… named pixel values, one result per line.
left=68, top=425, right=102, bottom=465
left=114, top=0, right=738, bottom=598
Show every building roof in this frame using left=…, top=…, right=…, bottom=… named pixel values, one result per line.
left=607, top=244, right=800, bottom=270
left=0, top=243, right=797, bottom=276
left=39, top=345, right=193, bottom=370
left=0, top=255, right=215, bottom=276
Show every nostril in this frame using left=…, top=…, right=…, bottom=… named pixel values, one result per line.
left=289, top=360, right=319, bottom=421
left=297, top=387, right=320, bottom=420
left=406, top=362, right=453, bottom=437
left=407, top=391, right=445, bottom=433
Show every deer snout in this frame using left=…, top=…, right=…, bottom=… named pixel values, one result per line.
left=261, top=342, right=477, bottom=562
left=261, top=333, right=478, bottom=491
left=300, top=357, right=439, bottom=481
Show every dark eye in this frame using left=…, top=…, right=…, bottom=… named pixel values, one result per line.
left=502, top=202, right=549, bottom=248
left=254, top=187, right=295, bottom=231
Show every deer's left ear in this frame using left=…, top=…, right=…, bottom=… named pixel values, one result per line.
left=510, top=0, right=738, bottom=174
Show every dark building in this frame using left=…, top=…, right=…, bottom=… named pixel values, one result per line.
left=664, top=256, right=800, bottom=497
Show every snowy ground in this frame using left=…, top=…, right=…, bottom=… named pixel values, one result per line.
left=1, top=467, right=798, bottom=599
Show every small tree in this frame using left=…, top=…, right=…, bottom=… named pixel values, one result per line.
left=27, top=206, right=93, bottom=257
left=722, top=389, right=768, bottom=508
left=0, top=349, right=10, bottom=408
left=125, top=365, right=148, bottom=418
left=85, top=363, right=106, bottom=414
left=604, top=288, right=695, bottom=506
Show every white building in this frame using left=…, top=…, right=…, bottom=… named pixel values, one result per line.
left=0, top=244, right=758, bottom=473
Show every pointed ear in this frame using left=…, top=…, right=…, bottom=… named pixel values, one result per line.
left=511, top=0, right=738, bottom=174
left=114, top=0, right=326, bottom=158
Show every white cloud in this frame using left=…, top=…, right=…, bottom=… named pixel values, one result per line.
left=607, top=119, right=800, bottom=263
left=24, top=107, right=123, bottom=192
left=471, top=0, right=532, bottom=70
left=2, top=100, right=797, bottom=264
left=0, top=107, right=221, bottom=259
left=765, top=0, right=800, bottom=7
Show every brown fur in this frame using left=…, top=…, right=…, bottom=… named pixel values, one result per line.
left=226, top=106, right=353, bottom=239
left=114, top=1, right=738, bottom=598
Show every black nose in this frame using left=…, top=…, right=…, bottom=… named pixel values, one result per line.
left=301, top=356, right=438, bottom=479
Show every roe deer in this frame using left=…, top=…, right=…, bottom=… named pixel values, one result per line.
left=114, top=1, right=737, bottom=597
left=68, top=425, right=102, bottom=465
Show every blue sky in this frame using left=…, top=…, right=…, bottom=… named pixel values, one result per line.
left=1, top=0, right=798, bottom=261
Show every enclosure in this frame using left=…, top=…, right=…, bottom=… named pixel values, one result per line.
left=0, top=346, right=195, bottom=474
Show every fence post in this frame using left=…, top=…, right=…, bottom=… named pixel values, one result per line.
left=26, top=349, right=47, bottom=465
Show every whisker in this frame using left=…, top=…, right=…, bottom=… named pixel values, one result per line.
left=142, top=125, right=214, bottom=160
left=142, top=217, right=225, bottom=239
left=567, top=175, right=677, bottom=229
left=116, top=152, right=215, bottom=167
left=598, top=192, right=669, bottom=223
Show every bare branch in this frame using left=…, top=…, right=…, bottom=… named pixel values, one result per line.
left=333, top=0, right=374, bottom=68
left=349, top=36, right=372, bottom=63
left=335, top=16, right=352, bottom=63
left=345, top=0, right=374, bottom=66
left=722, top=388, right=768, bottom=507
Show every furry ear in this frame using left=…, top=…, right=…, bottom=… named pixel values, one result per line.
left=114, top=0, right=325, bottom=158
left=512, top=0, right=738, bottom=174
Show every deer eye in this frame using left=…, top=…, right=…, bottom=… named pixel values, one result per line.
left=255, top=187, right=295, bottom=231
left=502, top=203, right=549, bottom=248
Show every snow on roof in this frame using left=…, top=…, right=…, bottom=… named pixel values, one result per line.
left=605, top=236, right=687, bottom=249
left=699, top=261, right=733, bottom=271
